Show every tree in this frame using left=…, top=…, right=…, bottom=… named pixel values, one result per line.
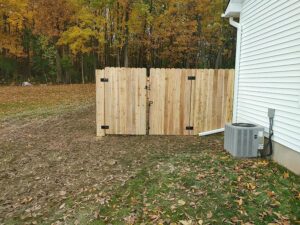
left=0, top=0, right=236, bottom=84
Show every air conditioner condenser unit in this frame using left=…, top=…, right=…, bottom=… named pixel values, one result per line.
left=224, top=123, right=265, bottom=158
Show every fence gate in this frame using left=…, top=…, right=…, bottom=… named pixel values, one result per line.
left=96, top=68, right=147, bottom=136
left=149, top=69, right=235, bottom=135
left=96, top=68, right=234, bottom=136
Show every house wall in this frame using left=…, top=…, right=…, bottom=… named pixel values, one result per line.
left=236, top=0, right=300, bottom=159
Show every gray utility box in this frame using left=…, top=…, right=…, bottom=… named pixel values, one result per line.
left=224, top=123, right=265, bottom=158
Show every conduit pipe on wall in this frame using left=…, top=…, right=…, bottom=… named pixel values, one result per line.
left=229, top=17, right=242, bottom=123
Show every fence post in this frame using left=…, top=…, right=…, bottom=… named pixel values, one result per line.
left=96, top=69, right=106, bottom=137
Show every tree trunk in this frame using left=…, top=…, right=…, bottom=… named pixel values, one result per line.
left=215, top=48, right=223, bottom=69
left=81, top=54, right=85, bottom=84
left=123, top=4, right=129, bottom=67
left=56, top=49, right=62, bottom=83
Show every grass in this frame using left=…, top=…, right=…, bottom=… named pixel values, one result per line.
left=0, top=84, right=95, bottom=121
left=84, top=148, right=300, bottom=225
left=0, top=84, right=299, bottom=225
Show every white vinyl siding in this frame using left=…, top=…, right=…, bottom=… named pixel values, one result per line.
left=237, top=0, right=300, bottom=152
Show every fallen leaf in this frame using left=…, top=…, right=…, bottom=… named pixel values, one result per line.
left=107, top=159, right=117, bottom=166
left=94, top=211, right=100, bottom=219
left=196, top=174, right=206, bottom=180
left=246, top=183, right=256, bottom=190
left=59, top=203, right=65, bottom=209
left=267, top=191, right=276, bottom=197
left=283, top=172, right=289, bottom=179
left=198, top=219, right=203, bottom=225
left=270, top=200, right=281, bottom=207
left=236, top=198, right=243, bottom=206
left=179, top=220, right=193, bottom=225
left=59, top=190, right=66, bottom=196
left=178, top=200, right=186, bottom=206
left=207, top=211, right=213, bottom=219
left=257, top=160, right=269, bottom=166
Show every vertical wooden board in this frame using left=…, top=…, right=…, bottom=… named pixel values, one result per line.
left=106, top=68, right=118, bottom=134
left=209, top=69, right=216, bottom=130
left=120, top=68, right=128, bottom=134
left=160, top=69, right=166, bottom=134
left=140, top=68, right=147, bottom=135
left=181, top=69, right=192, bottom=135
left=163, top=69, right=170, bottom=134
left=135, top=68, right=146, bottom=135
left=172, top=69, right=181, bottom=134
left=158, top=69, right=166, bottom=134
left=96, top=70, right=105, bottom=137
left=114, top=68, right=120, bottom=134
left=210, top=70, right=218, bottom=130
left=215, top=69, right=224, bottom=129
left=104, top=68, right=110, bottom=134
left=149, top=69, right=162, bottom=135
left=124, top=68, right=134, bottom=135
left=188, top=69, right=196, bottom=135
left=109, top=68, right=120, bottom=134
left=219, top=69, right=226, bottom=127
left=191, top=69, right=201, bottom=135
left=203, top=70, right=212, bottom=131
left=225, top=69, right=235, bottom=123
left=149, top=69, right=155, bottom=134
left=134, top=69, right=139, bottom=135
left=164, top=69, right=170, bottom=134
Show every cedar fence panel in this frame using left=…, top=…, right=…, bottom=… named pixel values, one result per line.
left=96, top=67, right=234, bottom=136
left=96, top=67, right=147, bottom=136
left=149, top=69, right=194, bottom=135
left=148, top=68, right=235, bottom=135
left=190, top=69, right=235, bottom=135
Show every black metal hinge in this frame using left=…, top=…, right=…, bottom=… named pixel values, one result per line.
left=186, top=126, right=194, bottom=130
left=100, top=78, right=109, bottom=82
left=101, top=125, right=109, bottom=130
left=188, top=76, right=196, bottom=80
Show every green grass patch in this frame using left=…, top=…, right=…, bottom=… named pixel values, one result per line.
left=90, top=150, right=300, bottom=225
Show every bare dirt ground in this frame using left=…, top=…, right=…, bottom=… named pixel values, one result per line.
left=0, top=104, right=203, bottom=224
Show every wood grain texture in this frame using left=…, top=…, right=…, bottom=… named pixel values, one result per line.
left=96, top=68, right=234, bottom=136
left=104, top=67, right=147, bottom=135
left=149, top=69, right=193, bottom=135
left=96, top=70, right=105, bottom=137
left=191, top=69, right=235, bottom=134
left=149, top=69, right=235, bottom=135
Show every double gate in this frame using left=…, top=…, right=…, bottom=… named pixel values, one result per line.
left=96, top=67, right=234, bottom=136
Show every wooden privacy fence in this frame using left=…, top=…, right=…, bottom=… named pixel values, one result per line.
left=96, top=68, right=235, bottom=136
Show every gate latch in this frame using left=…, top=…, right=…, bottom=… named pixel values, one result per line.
left=186, top=126, right=194, bottom=130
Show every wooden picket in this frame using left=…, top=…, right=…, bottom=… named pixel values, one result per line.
left=96, top=67, right=234, bottom=136
left=190, top=69, right=235, bottom=135
left=96, top=67, right=147, bottom=136
left=148, top=68, right=235, bottom=135
left=149, top=69, right=194, bottom=135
